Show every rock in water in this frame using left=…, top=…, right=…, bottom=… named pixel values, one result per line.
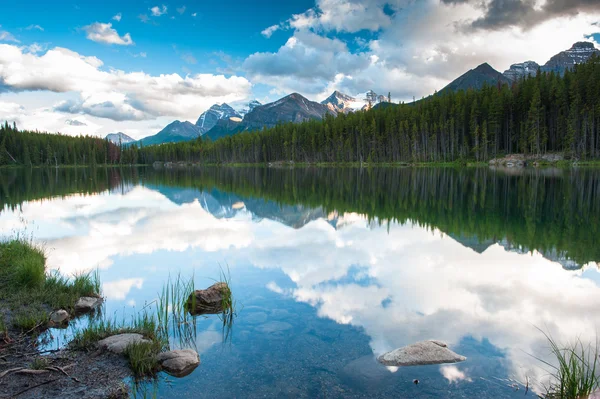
left=49, top=309, right=69, bottom=324
left=74, top=296, right=103, bottom=314
left=186, top=282, right=230, bottom=315
left=157, top=349, right=200, bottom=377
left=98, top=333, right=151, bottom=354
left=377, top=340, right=466, bottom=366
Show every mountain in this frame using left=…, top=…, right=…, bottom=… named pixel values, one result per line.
left=195, top=103, right=241, bottom=134
left=243, top=93, right=336, bottom=130
left=105, top=132, right=135, bottom=144
left=204, top=117, right=245, bottom=141
left=541, top=41, right=600, bottom=74
left=321, top=91, right=357, bottom=113
left=235, top=100, right=262, bottom=117
left=440, top=63, right=510, bottom=93
left=138, top=121, right=200, bottom=146
left=503, top=61, right=540, bottom=82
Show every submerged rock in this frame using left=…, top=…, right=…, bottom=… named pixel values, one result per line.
left=49, top=309, right=69, bottom=324
left=98, top=333, right=151, bottom=354
left=186, top=282, right=230, bottom=315
left=74, top=296, right=103, bottom=314
left=157, top=349, right=200, bottom=377
left=377, top=340, right=466, bottom=366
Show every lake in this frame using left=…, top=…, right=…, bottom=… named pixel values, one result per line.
left=1, top=166, right=599, bottom=398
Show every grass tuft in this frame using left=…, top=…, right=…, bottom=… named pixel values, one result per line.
left=29, top=357, right=50, bottom=370
left=534, top=329, right=600, bottom=399
left=125, top=340, right=163, bottom=378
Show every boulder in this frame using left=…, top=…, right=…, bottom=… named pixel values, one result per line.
left=377, top=340, right=466, bottom=367
left=157, top=349, right=200, bottom=377
left=49, top=309, right=69, bottom=325
left=74, top=296, right=103, bottom=314
left=98, top=333, right=151, bottom=354
left=186, top=282, right=230, bottom=315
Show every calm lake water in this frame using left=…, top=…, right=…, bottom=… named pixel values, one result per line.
left=1, top=166, right=599, bottom=398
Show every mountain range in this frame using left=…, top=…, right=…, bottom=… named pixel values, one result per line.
left=107, top=41, right=599, bottom=146
left=440, top=41, right=600, bottom=93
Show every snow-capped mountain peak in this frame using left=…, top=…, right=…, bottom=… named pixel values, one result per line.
left=233, top=100, right=262, bottom=117
left=195, top=103, right=241, bottom=134
left=321, top=90, right=361, bottom=113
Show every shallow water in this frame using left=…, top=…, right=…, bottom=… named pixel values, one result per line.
left=1, top=166, right=599, bottom=398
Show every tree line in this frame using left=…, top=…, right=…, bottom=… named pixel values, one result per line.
left=0, top=122, right=132, bottom=167
left=2, top=56, right=600, bottom=166
left=2, top=166, right=598, bottom=267
left=126, top=55, right=600, bottom=164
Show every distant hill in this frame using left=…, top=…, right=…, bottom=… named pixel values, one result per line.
left=440, top=63, right=509, bottom=93
left=137, top=121, right=200, bottom=146
left=105, top=132, right=135, bottom=144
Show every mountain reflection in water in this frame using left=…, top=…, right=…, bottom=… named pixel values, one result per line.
left=0, top=166, right=598, bottom=398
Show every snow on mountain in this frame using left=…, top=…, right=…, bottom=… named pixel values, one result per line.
left=106, top=132, right=135, bottom=144
left=321, top=90, right=370, bottom=113
left=503, top=61, right=540, bottom=82
left=195, top=103, right=241, bottom=134
left=233, top=100, right=262, bottom=117
left=541, top=42, right=600, bottom=74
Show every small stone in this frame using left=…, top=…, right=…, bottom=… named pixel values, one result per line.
left=98, top=333, right=151, bottom=354
left=49, top=309, right=69, bottom=324
left=377, top=340, right=466, bottom=367
left=186, top=282, right=230, bottom=315
left=157, top=349, right=200, bottom=377
left=74, top=296, right=103, bottom=314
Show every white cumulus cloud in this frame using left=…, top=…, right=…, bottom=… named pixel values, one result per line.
left=0, top=44, right=252, bottom=122
left=150, top=5, right=168, bottom=16
left=83, top=22, right=134, bottom=46
left=261, top=24, right=280, bottom=38
left=112, top=13, right=122, bottom=22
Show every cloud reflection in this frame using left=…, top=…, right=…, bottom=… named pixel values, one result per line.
left=1, top=185, right=599, bottom=392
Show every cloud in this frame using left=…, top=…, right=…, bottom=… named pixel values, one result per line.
left=243, top=30, right=370, bottom=95
left=25, top=24, right=44, bottom=31
left=103, top=278, right=144, bottom=300
left=192, top=12, right=197, bottom=17
left=440, top=365, right=472, bottom=383
left=128, top=51, right=147, bottom=58
left=261, top=24, right=280, bottom=38
left=181, top=52, right=197, bottom=64
left=0, top=44, right=252, bottom=122
left=177, top=6, right=186, bottom=15
left=0, top=28, right=18, bottom=43
left=22, top=43, right=45, bottom=54
left=65, top=119, right=87, bottom=126
left=150, top=5, right=168, bottom=16
left=288, top=0, right=395, bottom=33
left=83, top=22, right=134, bottom=46
left=247, top=0, right=600, bottom=102
left=447, top=0, right=600, bottom=31
left=112, top=13, right=122, bottom=22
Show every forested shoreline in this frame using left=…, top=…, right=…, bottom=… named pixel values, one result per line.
left=1, top=166, right=598, bottom=266
left=2, top=56, right=600, bottom=166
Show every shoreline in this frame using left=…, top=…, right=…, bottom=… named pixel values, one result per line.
left=2, top=161, right=600, bottom=170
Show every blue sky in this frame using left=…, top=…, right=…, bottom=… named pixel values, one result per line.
left=0, top=0, right=599, bottom=139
